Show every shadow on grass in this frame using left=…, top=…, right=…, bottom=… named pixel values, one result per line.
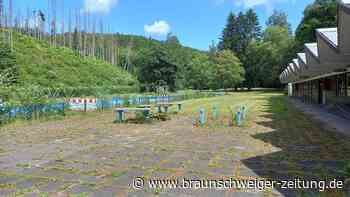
left=242, top=94, right=350, bottom=197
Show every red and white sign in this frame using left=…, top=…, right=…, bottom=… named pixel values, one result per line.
left=68, top=98, right=97, bottom=105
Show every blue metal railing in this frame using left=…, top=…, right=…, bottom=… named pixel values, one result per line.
left=0, top=92, right=224, bottom=125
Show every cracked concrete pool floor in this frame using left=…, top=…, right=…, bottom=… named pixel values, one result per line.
left=0, top=93, right=349, bottom=197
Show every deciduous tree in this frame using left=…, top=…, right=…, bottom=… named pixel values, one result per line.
left=295, top=0, right=337, bottom=49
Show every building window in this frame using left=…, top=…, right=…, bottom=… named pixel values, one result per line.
left=336, top=74, right=347, bottom=97
left=312, top=80, right=319, bottom=104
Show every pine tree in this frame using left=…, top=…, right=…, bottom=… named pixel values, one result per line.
left=242, top=9, right=261, bottom=55
left=72, top=27, right=79, bottom=52
left=219, top=9, right=261, bottom=89
left=219, top=10, right=261, bottom=57
left=266, top=10, right=292, bottom=34
left=245, top=9, right=261, bottom=40
left=218, top=12, right=237, bottom=51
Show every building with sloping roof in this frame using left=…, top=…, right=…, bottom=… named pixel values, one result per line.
left=280, top=0, right=350, bottom=106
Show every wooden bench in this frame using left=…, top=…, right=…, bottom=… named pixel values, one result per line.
left=115, top=108, right=151, bottom=122
left=137, top=105, right=152, bottom=109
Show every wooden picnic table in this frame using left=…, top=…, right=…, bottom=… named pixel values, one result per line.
left=115, top=107, right=151, bottom=122
left=137, top=105, right=152, bottom=108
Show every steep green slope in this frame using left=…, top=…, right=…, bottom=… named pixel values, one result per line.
left=111, top=34, right=206, bottom=90
left=63, top=32, right=203, bottom=74
left=11, top=32, right=139, bottom=94
left=113, top=33, right=203, bottom=64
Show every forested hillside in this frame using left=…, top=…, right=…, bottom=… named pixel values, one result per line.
left=0, top=31, right=139, bottom=96
left=0, top=0, right=338, bottom=98
left=0, top=29, right=245, bottom=97
left=0, top=0, right=245, bottom=97
left=57, top=31, right=235, bottom=91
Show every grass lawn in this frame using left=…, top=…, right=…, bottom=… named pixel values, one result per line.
left=0, top=91, right=349, bottom=197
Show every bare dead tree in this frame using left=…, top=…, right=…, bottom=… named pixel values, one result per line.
left=0, top=0, right=4, bottom=28
left=83, top=11, right=87, bottom=56
left=0, top=0, right=5, bottom=44
left=14, top=8, right=22, bottom=33
left=61, top=0, right=65, bottom=47
left=110, top=26, right=114, bottom=64
left=115, top=33, right=120, bottom=67
left=125, top=38, right=133, bottom=71
left=8, top=0, right=13, bottom=49
left=74, top=8, right=80, bottom=55
left=100, top=19, right=106, bottom=61
left=76, top=8, right=82, bottom=56
left=68, top=9, right=72, bottom=48
left=105, top=25, right=110, bottom=62
left=33, top=10, right=38, bottom=39
left=47, top=0, right=51, bottom=45
left=99, top=19, right=104, bottom=60
left=51, top=0, right=57, bottom=47
left=87, top=10, right=91, bottom=56
left=111, top=38, right=115, bottom=65
left=7, top=0, right=122, bottom=65
left=25, top=6, right=30, bottom=35
left=8, top=0, right=12, bottom=28
left=14, top=11, right=19, bottom=32
left=38, top=10, right=45, bottom=40
left=109, top=26, right=114, bottom=64
left=92, top=17, right=96, bottom=57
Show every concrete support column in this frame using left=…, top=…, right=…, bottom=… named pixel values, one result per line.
left=288, top=83, right=293, bottom=97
